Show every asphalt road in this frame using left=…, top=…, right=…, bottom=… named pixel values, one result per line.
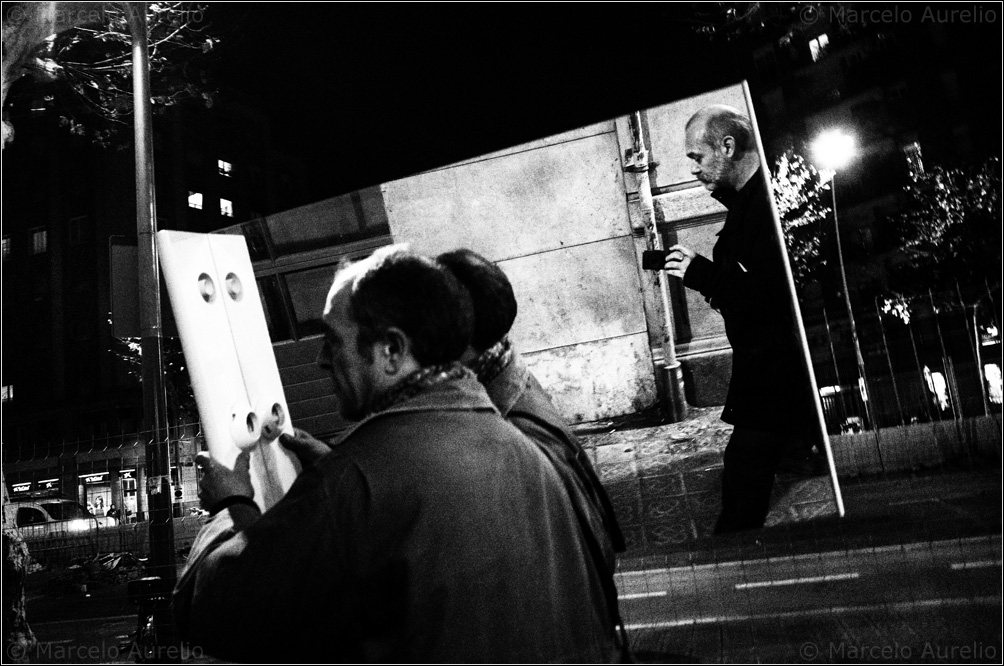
left=616, top=535, right=1001, bottom=629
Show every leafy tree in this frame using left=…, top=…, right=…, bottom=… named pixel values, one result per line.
left=886, top=157, right=1001, bottom=296
left=770, top=148, right=832, bottom=288
left=113, top=337, right=197, bottom=430
left=2, top=2, right=216, bottom=148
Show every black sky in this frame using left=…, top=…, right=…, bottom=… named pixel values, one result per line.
left=203, top=3, right=1003, bottom=202
left=205, top=3, right=745, bottom=200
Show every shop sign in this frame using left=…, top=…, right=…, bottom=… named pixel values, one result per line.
left=38, top=478, right=60, bottom=491
left=81, top=472, right=109, bottom=485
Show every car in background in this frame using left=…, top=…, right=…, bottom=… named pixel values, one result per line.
left=3, top=497, right=118, bottom=538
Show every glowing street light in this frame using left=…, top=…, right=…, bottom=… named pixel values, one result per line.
left=811, top=129, right=876, bottom=432
left=812, top=130, right=856, bottom=171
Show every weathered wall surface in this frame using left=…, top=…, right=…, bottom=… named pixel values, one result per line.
left=383, top=122, right=657, bottom=422
left=639, top=84, right=751, bottom=407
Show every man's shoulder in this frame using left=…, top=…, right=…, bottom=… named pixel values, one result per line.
left=332, top=393, right=523, bottom=460
left=484, top=349, right=531, bottom=415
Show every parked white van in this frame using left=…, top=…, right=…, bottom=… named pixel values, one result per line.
left=3, top=497, right=118, bottom=538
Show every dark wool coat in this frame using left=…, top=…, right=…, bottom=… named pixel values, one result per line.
left=174, top=373, right=617, bottom=663
left=484, top=350, right=625, bottom=570
left=683, top=168, right=813, bottom=432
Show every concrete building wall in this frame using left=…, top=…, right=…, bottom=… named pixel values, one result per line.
left=383, top=121, right=657, bottom=422
left=641, top=84, right=752, bottom=407
left=381, top=83, right=758, bottom=422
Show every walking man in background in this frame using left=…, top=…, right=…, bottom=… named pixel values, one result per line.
left=663, top=105, right=816, bottom=533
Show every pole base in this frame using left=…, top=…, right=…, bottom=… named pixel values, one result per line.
left=660, top=362, right=688, bottom=423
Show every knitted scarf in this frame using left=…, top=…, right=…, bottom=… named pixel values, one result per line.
left=365, top=362, right=471, bottom=417
left=468, top=337, right=513, bottom=386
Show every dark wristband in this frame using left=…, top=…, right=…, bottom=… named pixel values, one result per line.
left=209, top=495, right=259, bottom=516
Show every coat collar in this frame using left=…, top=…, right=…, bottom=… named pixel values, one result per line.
left=711, top=166, right=764, bottom=211
left=713, top=167, right=764, bottom=237
left=331, top=370, right=498, bottom=446
left=483, top=347, right=531, bottom=416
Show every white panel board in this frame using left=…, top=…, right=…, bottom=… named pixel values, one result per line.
left=158, top=231, right=300, bottom=511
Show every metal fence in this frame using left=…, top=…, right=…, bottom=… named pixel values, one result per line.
left=810, top=283, right=1002, bottom=434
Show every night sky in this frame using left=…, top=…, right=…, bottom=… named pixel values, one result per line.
left=199, top=3, right=1003, bottom=204
left=204, top=3, right=748, bottom=201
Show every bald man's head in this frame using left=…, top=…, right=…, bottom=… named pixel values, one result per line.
left=685, top=105, right=759, bottom=193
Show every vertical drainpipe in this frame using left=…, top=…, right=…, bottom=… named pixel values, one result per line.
left=625, top=112, right=687, bottom=422
left=126, top=0, right=177, bottom=641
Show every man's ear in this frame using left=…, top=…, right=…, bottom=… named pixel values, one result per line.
left=380, top=327, right=412, bottom=375
left=721, top=135, right=737, bottom=159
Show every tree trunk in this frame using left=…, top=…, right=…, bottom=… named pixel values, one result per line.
left=2, top=471, right=36, bottom=663
left=1, top=1, right=106, bottom=146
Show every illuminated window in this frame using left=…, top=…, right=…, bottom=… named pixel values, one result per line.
left=1, top=385, right=12, bottom=402
left=2, top=235, right=10, bottom=260
left=809, top=33, right=830, bottom=62
left=220, top=198, right=234, bottom=218
left=902, top=141, right=925, bottom=180
left=923, top=366, right=951, bottom=411
left=30, top=228, right=47, bottom=255
left=188, top=191, right=203, bottom=210
left=218, top=160, right=233, bottom=177
left=985, top=364, right=1003, bottom=405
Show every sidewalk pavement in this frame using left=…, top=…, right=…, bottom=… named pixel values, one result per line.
left=574, top=406, right=1002, bottom=663
left=573, top=406, right=1001, bottom=565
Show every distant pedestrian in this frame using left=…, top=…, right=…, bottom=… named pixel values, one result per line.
left=662, top=105, right=818, bottom=533
left=105, top=503, right=121, bottom=520
left=437, top=248, right=625, bottom=561
left=439, top=247, right=630, bottom=657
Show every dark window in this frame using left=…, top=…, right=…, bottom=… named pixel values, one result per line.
left=41, top=502, right=89, bottom=520
left=284, top=266, right=338, bottom=339
left=17, top=507, right=46, bottom=526
left=30, top=228, right=48, bottom=255
left=258, top=276, right=293, bottom=343
left=68, top=216, right=93, bottom=246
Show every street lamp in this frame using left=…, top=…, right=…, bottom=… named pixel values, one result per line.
left=812, top=130, right=876, bottom=432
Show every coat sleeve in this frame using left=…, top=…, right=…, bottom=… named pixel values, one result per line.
left=682, top=202, right=791, bottom=322
left=172, top=463, right=356, bottom=662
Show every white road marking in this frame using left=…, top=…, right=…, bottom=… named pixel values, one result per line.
left=616, top=534, right=1001, bottom=580
left=734, top=572, right=860, bottom=590
left=623, top=596, right=1001, bottom=630
left=950, top=560, right=1002, bottom=570
left=619, top=591, right=669, bottom=600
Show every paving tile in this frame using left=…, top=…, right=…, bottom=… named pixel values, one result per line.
left=640, top=474, right=686, bottom=498
left=643, top=521, right=695, bottom=546
left=597, top=460, right=638, bottom=483
left=637, top=454, right=678, bottom=478
left=642, top=497, right=686, bottom=521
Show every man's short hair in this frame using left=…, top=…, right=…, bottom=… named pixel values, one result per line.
left=338, top=245, right=473, bottom=366
left=437, top=248, right=518, bottom=353
left=687, top=105, right=754, bottom=156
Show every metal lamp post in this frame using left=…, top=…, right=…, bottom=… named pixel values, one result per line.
left=124, top=2, right=177, bottom=656
left=812, top=130, right=877, bottom=433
